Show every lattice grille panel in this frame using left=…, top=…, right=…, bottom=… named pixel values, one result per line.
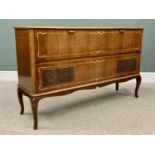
left=117, top=58, right=136, bottom=72
left=42, top=67, right=74, bottom=87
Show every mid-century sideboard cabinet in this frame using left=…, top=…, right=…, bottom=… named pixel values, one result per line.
left=15, top=27, right=143, bottom=129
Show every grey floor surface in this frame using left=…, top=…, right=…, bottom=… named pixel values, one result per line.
left=0, top=82, right=155, bottom=135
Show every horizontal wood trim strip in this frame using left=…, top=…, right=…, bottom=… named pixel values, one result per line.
left=14, top=27, right=144, bottom=30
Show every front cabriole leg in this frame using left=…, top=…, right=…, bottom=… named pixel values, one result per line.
left=17, top=87, right=24, bottom=115
left=30, top=97, right=40, bottom=130
left=135, top=75, right=142, bottom=98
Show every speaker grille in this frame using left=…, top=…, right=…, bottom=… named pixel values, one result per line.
left=42, top=67, right=74, bottom=87
left=117, top=58, right=136, bottom=72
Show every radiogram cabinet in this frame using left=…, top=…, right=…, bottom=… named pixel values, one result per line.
left=15, top=27, right=143, bottom=129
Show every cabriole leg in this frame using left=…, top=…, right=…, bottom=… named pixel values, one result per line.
left=17, top=87, right=24, bottom=115
left=116, top=82, right=119, bottom=91
left=30, top=97, right=39, bottom=130
left=135, top=75, right=142, bottom=98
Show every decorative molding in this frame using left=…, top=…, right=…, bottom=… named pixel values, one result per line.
left=36, top=32, right=47, bottom=58
left=0, top=71, right=155, bottom=82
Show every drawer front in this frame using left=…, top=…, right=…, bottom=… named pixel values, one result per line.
left=34, top=29, right=142, bottom=61
left=36, top=53, right=140, bottom=93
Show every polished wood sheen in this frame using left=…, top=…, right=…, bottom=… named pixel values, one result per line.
left=15, top=27, right=143, bottom=129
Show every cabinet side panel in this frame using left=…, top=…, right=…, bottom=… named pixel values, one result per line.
left=15, top=29, right=32, bottom=92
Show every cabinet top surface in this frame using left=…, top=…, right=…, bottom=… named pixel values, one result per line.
left=14, top=26, right=144, bottom=30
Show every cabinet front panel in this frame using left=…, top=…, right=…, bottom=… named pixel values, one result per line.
left=105, top=30, right=142, bottom=53
left=34, top=30, right=69, bottom=60
left=36, top=58, right=104, bottom=92
left=34, top=30, right=92, bottom=61
left=36, top=53, right=140, bottom=93
left=34, top=29, right=142, bottom=61
left=103, top=54, right=140, bottom=79
left=121, top=30, right=142, bottom=52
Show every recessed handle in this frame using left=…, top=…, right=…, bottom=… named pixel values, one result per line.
left=96, top=51, right=100, bottom=54
left=90, top=60, right=103, bottom=63
left=68, top=30, right=75, bottom=34
left=119, top=30, right=125, bottom=33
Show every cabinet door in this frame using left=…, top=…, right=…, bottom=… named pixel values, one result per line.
left=34, top=30, right=91, bottom=61
left=91, top=29, right=142, bottom=55
left=87, top=30, right=140, bottom=56
left=88, top=58, right=105, bottom=81
left=87, top=54, right=140, bottom=82
left=89, top=30, right=107, bottom=56
left=106, top=30, right=122, bottom=51
left=34, top=30, right=69, bottom=61
left=104, top=53, right=140, bottom=79
left=121, top=30, right=142, bottom=52
left=69, top=30, right=89, bottom=57
left=36, top=58, right=104, bottom=92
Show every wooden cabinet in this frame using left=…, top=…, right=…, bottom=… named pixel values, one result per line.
left=15, top=27, right=143, bottom=129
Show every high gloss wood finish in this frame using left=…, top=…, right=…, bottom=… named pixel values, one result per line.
left=15, top=27, right=143, bottom=129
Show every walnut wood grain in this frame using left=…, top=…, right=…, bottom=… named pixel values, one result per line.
left=15, top=29, right=32, bottom=92
left=33, top=29, right=142, bottom=61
